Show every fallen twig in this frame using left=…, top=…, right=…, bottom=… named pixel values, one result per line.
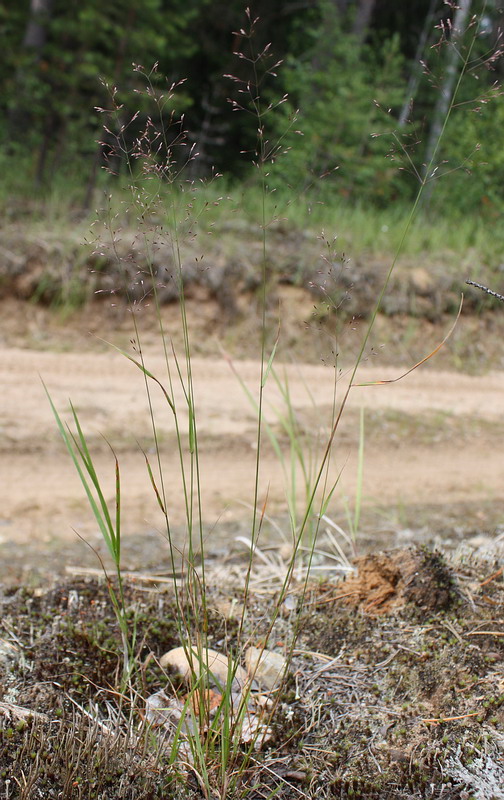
left=479, top=567, right=503, bottom=587
left=421, top=711, right=480, bottom=724
left=65, top=566, right=178, bottom=583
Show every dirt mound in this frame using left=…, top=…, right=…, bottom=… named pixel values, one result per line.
left=342, top=547, right=456, bottom=614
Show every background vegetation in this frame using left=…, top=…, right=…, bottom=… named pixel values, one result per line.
left=1, top=0, right=503, bottom=218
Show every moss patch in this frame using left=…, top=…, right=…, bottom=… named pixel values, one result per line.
left=0, top=547, right=503, bottom=798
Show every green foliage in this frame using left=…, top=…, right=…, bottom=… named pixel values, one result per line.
left=430, top=94, right=504, bottom=216
left=267, top=10, right=406, bottom=205
left=1, top=1, right=503, bottom=217
left=3, top=0, right=197, bottom=186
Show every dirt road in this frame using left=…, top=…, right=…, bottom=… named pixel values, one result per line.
left=2, top=340, right=504, bottom=556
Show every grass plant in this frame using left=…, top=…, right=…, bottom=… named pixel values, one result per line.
left=43, top=7, right=501, bottom=798
left=44, top=393, right=134, bottom=689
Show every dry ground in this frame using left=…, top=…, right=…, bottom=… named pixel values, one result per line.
left=0, top=547, right=503, bottom=799
left=1, top=297, right=504, bottom=583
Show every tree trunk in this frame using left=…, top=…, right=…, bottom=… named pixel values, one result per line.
left=398, top=0, right=439, bottom=128
left=352, top=0, right=376, bottom=44
left=9, top=0, right=54, bottom=157
left=423, top=0, right=472, bottom=181
left=84, top=5, right=137, bottom=206
left=23, top=0, right=53, bottom=54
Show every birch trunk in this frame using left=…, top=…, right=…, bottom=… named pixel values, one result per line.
left=423, top=0, right=472, bottom=180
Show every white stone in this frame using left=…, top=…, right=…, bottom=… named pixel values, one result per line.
left=245, top=647, right=288, bottom=691
left=159, top=645, right=248, bottom=694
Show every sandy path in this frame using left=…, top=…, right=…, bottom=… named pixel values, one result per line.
left=2, top=345, right=504, bottom=545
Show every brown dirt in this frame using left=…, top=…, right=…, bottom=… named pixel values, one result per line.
left=341, top=548, right=455, bottom=615
left=2, top=297, right=504, bottom=561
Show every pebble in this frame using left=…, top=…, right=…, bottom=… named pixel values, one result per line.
left=159, top=645, right=248, bottom=694
left=244, top=646, right=288, bottom=690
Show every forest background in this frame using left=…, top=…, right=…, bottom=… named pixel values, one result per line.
left=2, top=0, right=504, bottom=222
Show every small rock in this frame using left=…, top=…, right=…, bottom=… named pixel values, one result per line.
left=159, top=645, right=248, bottom=694
left=282, top=593, right=297, bottom=612
left=466, top=534, right=495, bottom=551
left=245, top=647, right=288, bottom=691
left=212, top=598, right=245, bottom=620
left=145, top=689, right=185, bottom=729
left=145, top=689, right=197, bottom=743
left=253, top=693, right=274, bottom=710
left=185, top=688, right=223, bottom=715
left=240, top=711, right=273, bottom=748
left=280, top=543, right=293, bottom=561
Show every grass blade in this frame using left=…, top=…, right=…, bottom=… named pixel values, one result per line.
left=261, top=329, right=279, bottom=388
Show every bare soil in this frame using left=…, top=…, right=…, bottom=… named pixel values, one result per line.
left=2, top=297, right=504, bottom=582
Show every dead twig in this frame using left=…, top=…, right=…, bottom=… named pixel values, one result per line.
left=308, top=590, right=360, bottom=607
left=439, top=619, right=464, bottom=644
left=479, top=567, right=503, bottom=587
left=65, top=565, right=178, bottom=583
left=421, top=711, right=480, bottom=724
left=0, top=701, right=50, bottom=723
